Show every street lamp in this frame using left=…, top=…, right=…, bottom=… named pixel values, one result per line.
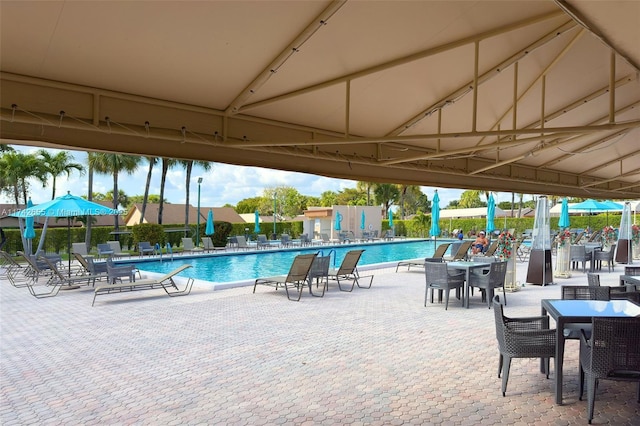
left=196, top=177, right=203, bottom=246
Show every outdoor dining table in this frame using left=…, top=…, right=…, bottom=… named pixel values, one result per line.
left=446, top=261, right=491, bottom=308
left=540, top=299, right=640, bottom=405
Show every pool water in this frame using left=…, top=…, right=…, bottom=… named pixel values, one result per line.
left=126, top=239, right=454, bottom=284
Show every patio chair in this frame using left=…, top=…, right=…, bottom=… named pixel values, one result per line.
left=579, top=317, right=640, bottom=424
left=92, top=264, right=194, bottom=306
left=586, top=230, right=601, bottom=243
left=106, top=257, right=138, bottom=284
left=320, top=233, right=332, bottom=245
left=280, top=234, right=292, bottom=248
left=395, top=243, right=450, bottom=272
left=138, top=241, right=155, bottom=257
left=569, top=244, right=591, bottom=273
left=73, top=252, right=108, bottom=277
left=235, top=235, right=251, bottom=251
left=253, top=253, right=317, bottom=301
left=307, top=255, right=331, bottom=297
left=256, top=234, right=271, bottom=250
left=483, top=240, right=499, bottom=257
left=424, top=261, right=464, bottom=310
left=201, top=237, right=215, bottom=252
left=107, top=241, right=129, bottom=257
left=97, top=243, right=115, bottom=259
left=0, top=250, right=28, bottom=287
left=71, top=242, right=89, bottom=256
left=328, top=249, right=372, bottom=292
left=28, top=256, right=100, bottom=298
left=561, top=285, right=610, bottom=340
left=586, top=273, right=600, bottom=287
left=468, top=260, right=508, bottom=308
left=181, top=237, right=203, bottom=254
left=16, top=250, right=55, bottom=283
left=493, top=295, right=556, bottom=397
left=593, top=244, right=616, bottom=272
left=444, top=240, right=473, bottom=261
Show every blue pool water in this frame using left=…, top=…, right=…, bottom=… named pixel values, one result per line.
left=126, top=239, right=454, bottom=284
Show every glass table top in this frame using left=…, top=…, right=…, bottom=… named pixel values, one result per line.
left=544, top=299, right=640, bottom=317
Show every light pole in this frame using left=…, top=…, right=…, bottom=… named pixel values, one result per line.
left=273, top=192, right=277, bottom=238
left=196, top=177, right=203, bottom=246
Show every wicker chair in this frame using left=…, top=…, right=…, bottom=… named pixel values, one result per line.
left=569, top=244, right=591, bottom=272
left=561, top=286, right=610, bottom=339
left=424, top=262, right=465, bottom=310
left=579, top=317, right=640, bottom=424
left=493, top=296, right=556, bottom=396
left=586, top=273, right=600, bottom=287
left=593, top=244, right=616, bottom=272
left=468, top=261, right=508, bottom=308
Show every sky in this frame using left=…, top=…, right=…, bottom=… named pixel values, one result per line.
left=2, top=145, right=475, bottom=209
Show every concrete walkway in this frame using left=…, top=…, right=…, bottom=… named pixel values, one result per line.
left=1, top=257, right=639, bottom=425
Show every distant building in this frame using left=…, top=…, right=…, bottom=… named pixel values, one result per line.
left=124, top=203, right=244, bottom=226
left=302, top=206, right=384, bottom=239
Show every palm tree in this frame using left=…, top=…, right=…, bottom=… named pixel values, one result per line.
left=157, top=158, right=177, bottom=225
left=84, top=152, right=96, bottom=251
left=140, top=156, right=157, bottom=224
left=90, top=153, right=141, bottom=234
left=180, top=159, right=212, bottom=233
left=36, top=149, right=84, bottom=199
left=356, top=181, right=374, bottom=205
left=373, top=183, right=400, bottom=217
left=0, top=150, right=41, bottom=205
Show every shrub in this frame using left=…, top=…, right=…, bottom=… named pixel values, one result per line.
left=132, top=223, right=165, bottom=248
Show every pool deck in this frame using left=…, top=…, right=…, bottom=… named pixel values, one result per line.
left=2, top=255, right=639, bottom=425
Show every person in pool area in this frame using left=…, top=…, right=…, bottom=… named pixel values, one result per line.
left=457, top=229, right=464, bottom=240
left=472, top=231, right=489, bottom=254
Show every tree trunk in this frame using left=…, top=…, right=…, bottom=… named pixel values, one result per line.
left=184, top=161, right=193, bottom=237
left=158, top=159, right=169, bottom=225
left=113, top=171, right=119, bottom=237
left=140, top=159, right=153, bottom=224
left=85, top=164, right=94, bottom=251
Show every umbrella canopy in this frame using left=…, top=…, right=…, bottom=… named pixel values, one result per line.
left=569, top=199, right=623, bottom=227
left=388, top=209, right=394, bottom=228
left=360, top=210, right=366, bottom=230
left=558, top=198, right=570, bottom=229
left=334, top=211, right=342, bottom=231
left=23, top=198, right=36, bottom=255
left=429, top=191, right=440, bottom=238
left=254, top=210, right=260, bottom=233
left=603, top=200, right=624, bottom=210
left=205, top=209, right=214, bottom=236
left=486, top=193, right=496, bottom=235
left=10, top=192, right=120, bottom=274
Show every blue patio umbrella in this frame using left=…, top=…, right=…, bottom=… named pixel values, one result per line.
left=23, top=198, right=36, bottom=255
left=486, top=193, right=496, bottom=236
left=254, top=210, right=261, bottom=233
left=205, top=209, right=214, bottom=236
left=558, top=198, right=570, bottom=229
left=11, top=192, right=120, bottom=274
left=388, top=209, right=394, bottom=228
left=429, top=190, right=440, bottom=239
left=360, top=210, right=366, bottom=232
left=570, top=199, right=621, bottom=228
left=334, top=211, right=342, bottom=231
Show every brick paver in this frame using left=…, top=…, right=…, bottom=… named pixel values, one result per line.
left=1, top=256, right=639, bottom=424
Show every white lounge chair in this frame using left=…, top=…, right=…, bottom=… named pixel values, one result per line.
left=107, top=241, right=129, bottom=257
left=182, top=238, right=203, bottom=254
left=92, top=264, right=194, bottom=306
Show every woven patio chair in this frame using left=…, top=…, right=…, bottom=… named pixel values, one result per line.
left=569, top=244, right=591, bottom=272
left=593, top=244, right=616, bottom=272
left=468, top=261, right=508, bottom=308
left=424, top=262, right=464, bottom=310
left=579, top=317, right=640, bottom=424
left=561, top=285, right=610, bottom=340
left=493, top=296, right=556, bottom=397
left=586, top=273, right=600, bottom=287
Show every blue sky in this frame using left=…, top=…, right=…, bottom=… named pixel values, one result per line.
left=3, top=145, right=473, bottom=209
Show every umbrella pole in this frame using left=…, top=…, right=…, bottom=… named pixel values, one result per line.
left=68, top=217, right=72, bottom=277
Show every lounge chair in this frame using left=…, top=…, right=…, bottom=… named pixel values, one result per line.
left=256, top=234, right=271, bottom=250
left=307, top=254, right=331, bottom=297
left=26, top=256, right=101, bottom=298
left=444, top=240, right=473, bottom=261
left=201, top=237, right=214, bottom=252
left=107, top=241, right=129, bottom=258
left=395, top=243, right=451, bottom=272
left=71, top=242, right=90, bottom=256
left=97, top=243, right=115, bottom=259
left=92, top=264, right=194, bottom=306
left=280, top=234, right=294, bottom=248
left=181, top=237, right=204, bottom=254
left=106, top=258, right=139, bottom=284
left=234, top=235, right=251, bottom=251
left=253, top=253, right=317, bottom=301
left=320, top=233, right=332, bottom=245
left=73, top=252, right=108, bottom=278
left=0, top=251, right=29, bottom=287
left=328, top=249, right=373, bottom=292
left=138, top=241, right=155, bottom=257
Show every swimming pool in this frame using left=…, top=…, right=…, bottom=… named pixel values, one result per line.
left=126, top=239, right=454, bottom=284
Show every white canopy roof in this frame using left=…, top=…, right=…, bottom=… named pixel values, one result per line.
left=1, top=1, right=638, bottom=198
left=439, top=207, right=506, bottom=219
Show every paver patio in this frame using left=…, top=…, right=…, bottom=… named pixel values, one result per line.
left=1, top=255, right=639, bottom=425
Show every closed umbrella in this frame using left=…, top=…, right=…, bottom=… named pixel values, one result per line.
left=23, top=198, right=36, bottom=255
left=11, top=192, right=120, bottom=275
left=486, top=193, right=496, bottom=236
left=558, top=198, right=570, bottom=229
left=254, top=210, right=261, bottom=233
left=360, top=210, right=366, bottom=237
left=334, top=211, right=342, bottom=231
left=388, top=209, right=394, bottom=229
left=429, top=191, right=440, bottom=248
left=205, top=209, right=214, bottom=236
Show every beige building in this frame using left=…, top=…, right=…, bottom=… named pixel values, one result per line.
left=124, top=203, right=244, bottom=227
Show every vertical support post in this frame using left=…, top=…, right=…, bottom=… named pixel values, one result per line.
left=273, top=193, right=277, bottom=236
left=196, top=177, right=203, bottom=246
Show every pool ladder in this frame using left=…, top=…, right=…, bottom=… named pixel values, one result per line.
left=317, top=249, right=337, bottom=268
